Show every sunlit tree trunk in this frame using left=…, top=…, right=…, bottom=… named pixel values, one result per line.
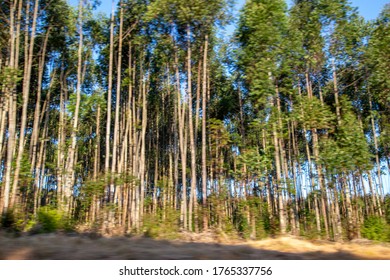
left=186, top=25, right=197, bottom=232
left=30, top=27, right=51, bottom=178
left=2, top=0, right=17, bottom=214
left=306, top=73, right=329, bottom=239
left=105, top=0, right=115, bottom=205
left=63, top=0, right=84, bottom=213
left=112, top=0, right=124, bottom=209
left=202, top=35, right=209, bottom=231
left=11, top=0, right=40, bottom=208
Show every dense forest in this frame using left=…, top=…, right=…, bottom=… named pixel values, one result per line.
left=0, top=0, right=389, bottom=242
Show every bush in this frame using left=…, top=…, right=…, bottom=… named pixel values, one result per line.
left=232, top=201, right=251, bottom=239
left=37, top=206, right=73, bottom=233
left=361, top=217, right=390, bottom=242
left=143, top=209, right=180, bottom=239
left=1, top=210, right=36, bottom=233
left=0, top=211, right=16, bottom=229
left=384, top=195, right=390, bottom=224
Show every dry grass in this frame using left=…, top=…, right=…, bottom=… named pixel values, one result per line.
left=1, top=231, right=390, bottom=260
left=246, top=236, right=390, bottom=259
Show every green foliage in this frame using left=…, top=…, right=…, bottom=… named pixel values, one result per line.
left=259, top=202, right=274, bottom=236
left=208, top=118, right=230, bottom=145
left=143, top=209, right=180, bottom=239
left=366, top=4, right=390, bottom=159
left=237, top=0, right=288, bottom=107
left=19, top=152, right=33, bottom=191
left=67, top=90, right=106, bottom=122
left=385, top=195, right=390, bottom=225
left=237, top=147, right=271, bottom=179
left=361, top=217, right=390, bottom=242
left=75, top=176, right=107, bottom=220
left=295, top=95, right=335, bottom=130
left=146, top=0, right=230, bottom=29
left=329, top=6, right=367, bottom=64
left=320, top=97, right=372, bottom=173
left=290, top=0, right=324, bottom=68
left=0, top=211, right=17, bottom=230
left=208, top=118, right=230, bottom=172
left=0, top=67, right=22, bottom=88
left=81, top=177, right=106, bottom=199
left=0, top=210, right=37, bottom=233
left=233, top=201, right=251, bottom=239
left=336, top=97, right=372, bottom=170
left=36, top=206, right=73, bottom=233
left=230, top=198, right=270, bottom=240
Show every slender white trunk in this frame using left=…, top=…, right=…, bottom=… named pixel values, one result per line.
left=11, top=0, right=40, bottom=207
left=63, top=0, right=84, bottom=212
left=202, top=35, right=208, bottom=230
left=105, top=0, right=115, bottom=203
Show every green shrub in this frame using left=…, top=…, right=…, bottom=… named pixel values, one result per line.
left=361, top=217, right=390, bottom=242
left=37, top=206, right=73, bottom=233
left=232, top=201, right=251, bottom=239
left=13, top=214, right=36, bottom=232
left=384, top=195, right=390, bottom=224
left=143, top=209, right=180, bottom=239
left=1, top=210, right=36, bottom=232
left=1, top=210, right=16, bottom=229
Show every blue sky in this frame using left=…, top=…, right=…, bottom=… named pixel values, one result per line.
left=69, top=0, right=388, bottom=38
left=347, top=0, right=388, bottom=20
left=73, top=0, right=388, bottom=21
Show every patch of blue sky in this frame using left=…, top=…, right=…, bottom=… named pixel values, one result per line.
left=68, top=0, right=388, bottom=39
left=71, top=1, right=388, bottom=19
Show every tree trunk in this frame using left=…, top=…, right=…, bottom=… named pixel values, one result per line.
left=105, top=0, right=115, bottom=204
left=186, top=25, right=197, bottom=232
left=11, top=0, right=40, bottom=209
left=63, top=0, right=84, bottom=213
left=202, top=35, right=209, bottom=231
left=112, top=0, right=124, bottom=202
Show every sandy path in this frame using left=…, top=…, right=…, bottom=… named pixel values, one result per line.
left=1, top=232, right=389, bottom=260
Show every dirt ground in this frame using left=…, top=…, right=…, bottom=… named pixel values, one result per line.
left=1, top=231, right=390, bottom=260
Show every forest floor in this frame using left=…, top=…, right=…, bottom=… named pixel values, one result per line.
left=1, top=230, right=390, bottom=260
